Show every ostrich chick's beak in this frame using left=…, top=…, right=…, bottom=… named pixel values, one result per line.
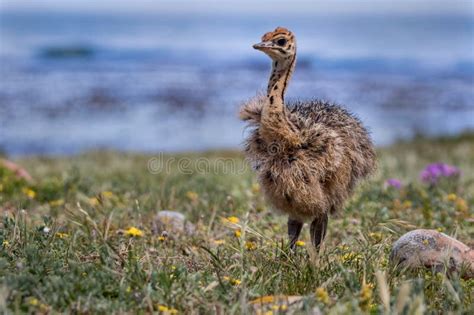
left=253, top=41, right=272, bottom=51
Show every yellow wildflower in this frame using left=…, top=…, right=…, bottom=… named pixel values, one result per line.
left=158, top=305, right=169, bottom=312
left=315, top=287, right=329, bottom=304
left=295, top=240, right=306, bottom=247
left=2, top=240, right=9, bottom=247
left=156, top=304, right=178, bottom=313
left=369, top=232, right=383, bottom=243
left=245, top=241, right=257, bottom=250
left=341, top=252, right=363, bottom=263
left=251, top=296, right=275, bottom=304
left=55, top=232, right=68, bottom=239
left=270, top=304, right=289, bottom=311
left=158, top=235, right=167, bottom=241
left=125, top=227, right=144, bottom=237
left=234, top=229, right=242, bottom=238
left=226, top=216, right=240, bottom=224
left=359, top=283, right=373, bottom=310
left=22, top=188, right=36, bottom=199
left=101, top=191, right=114, bottom=198
left=186, top=191, right=199, bottom=202
left=447, top=193, right=457, bottom=202
left=223, top=276, right=241, bottom=285
left=27, top=297, right=39, bottom=306
left=49, top=199, right=64, bottom=207
left=338, top=244, right=350, bottom=251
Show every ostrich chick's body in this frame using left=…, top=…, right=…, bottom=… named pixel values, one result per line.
left=240, top=27, right=376, bottom=249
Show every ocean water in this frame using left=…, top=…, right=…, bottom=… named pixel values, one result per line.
left=0, top=12, right=473, bottom=155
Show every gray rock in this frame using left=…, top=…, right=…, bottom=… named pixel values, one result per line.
left=153, top=210, right=195, bottom=236
left=390, top=229, right=473, bottom=279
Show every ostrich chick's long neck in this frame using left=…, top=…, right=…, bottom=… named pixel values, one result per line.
left=260, top=56, right=300, bottom=146
left=267, top=58, right=295, bottom=98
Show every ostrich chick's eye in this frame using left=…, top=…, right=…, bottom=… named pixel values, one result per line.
left=276, top=38, right=287, bottom=46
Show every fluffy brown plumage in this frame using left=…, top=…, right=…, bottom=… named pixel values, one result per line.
left=241, top=27, right=376, bottom=249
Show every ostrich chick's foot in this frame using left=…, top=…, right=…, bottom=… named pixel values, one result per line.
left=288, top=218, right=303, bottom=250
left=310, top=213, right=328, bottom=249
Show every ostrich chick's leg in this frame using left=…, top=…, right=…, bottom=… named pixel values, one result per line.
left=288, top=218, right=303, bottom=249
left=310, top=213, right=328, bottom=249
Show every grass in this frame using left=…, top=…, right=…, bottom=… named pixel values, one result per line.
left=0, top=133, right=473, bottom=314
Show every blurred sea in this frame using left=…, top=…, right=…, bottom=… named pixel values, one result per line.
left=0, top=11, right=473, bottom=155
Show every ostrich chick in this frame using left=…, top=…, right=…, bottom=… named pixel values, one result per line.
left=240, top=27, right=376, bottom=249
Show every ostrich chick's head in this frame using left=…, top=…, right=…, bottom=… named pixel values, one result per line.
left=253, top=27, right=296, bottom=62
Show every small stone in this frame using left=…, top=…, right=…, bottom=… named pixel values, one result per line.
left=153, top=211, right=195, bottom=236
left=390, top=229, right=473, bottom=279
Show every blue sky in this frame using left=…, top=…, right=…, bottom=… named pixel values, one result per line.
left=1, top=0, right=472, bottom=15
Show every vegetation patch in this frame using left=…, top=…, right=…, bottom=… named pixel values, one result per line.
left=0, top=134, right=473, bottom=313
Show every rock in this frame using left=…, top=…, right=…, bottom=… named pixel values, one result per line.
left=153, top=211, right=195, bottom=236
left=390, top=229, right=474, bottom=279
